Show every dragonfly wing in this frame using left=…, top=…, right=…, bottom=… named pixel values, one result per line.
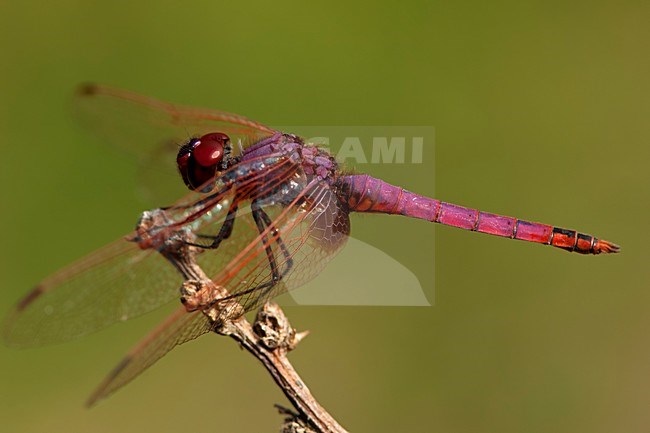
left=1, top=191, right=232, bottom=347
left=73, top=84, right=278, bottom=204
left=2, top=238, right=182, bottom=347
left=207, top=178, right=351, bottom=319
left=74, top=83, right=277, bottom=159
left=87, top=307, right=212, bottom=406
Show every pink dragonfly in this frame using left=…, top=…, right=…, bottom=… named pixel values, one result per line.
left=3, top=84, right=620, bottom=406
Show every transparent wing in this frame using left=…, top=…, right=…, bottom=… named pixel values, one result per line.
left=73, top=83, right=278, bottom=204
left=86, top=178, right=351, bottom=405
left=2, top=155, right=298, bottom=347
left=86, top=307, right=211, bottom=407
left=209, top=178, right=351, bottom=319
left=2, top=238, right=181, bottom=347
left=1, top=182, right=219, bottom=347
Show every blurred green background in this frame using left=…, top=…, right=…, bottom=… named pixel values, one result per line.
left=0, top=1, right=647, bottom=432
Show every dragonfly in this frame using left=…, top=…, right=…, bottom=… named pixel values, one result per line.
left=3, top=84, right=620, bottom=406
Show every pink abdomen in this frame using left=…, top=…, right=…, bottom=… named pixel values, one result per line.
left=336, top=174, right=619, bottom=255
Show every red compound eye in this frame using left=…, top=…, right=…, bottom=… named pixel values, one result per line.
left=176, top=133, right=230, bottom=191
left=193, top=133, right=228, bottom=167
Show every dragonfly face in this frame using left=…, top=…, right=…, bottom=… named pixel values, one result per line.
left=176, top=132, right=237, bottom=192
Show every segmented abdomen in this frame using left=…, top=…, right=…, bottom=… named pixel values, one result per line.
left=337, top=174, right=619, bottom=255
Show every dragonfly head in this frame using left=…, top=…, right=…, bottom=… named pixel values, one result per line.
left=177, top=132, right=231, bottom=192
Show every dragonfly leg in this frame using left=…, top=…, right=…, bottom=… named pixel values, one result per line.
left=249, top=200, right=294, bottom=292
left=215, top=200, right=296, bottom=309
left=254, top=204, right=293, bottom=270
left=184, top=203, right=239, bottom=249
left=186, top=199, right=294, bottom=306
left=209, top=201, right=296, bottom=311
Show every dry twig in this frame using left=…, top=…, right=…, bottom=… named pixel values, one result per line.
left=217, top=304, right=347, bottom=432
